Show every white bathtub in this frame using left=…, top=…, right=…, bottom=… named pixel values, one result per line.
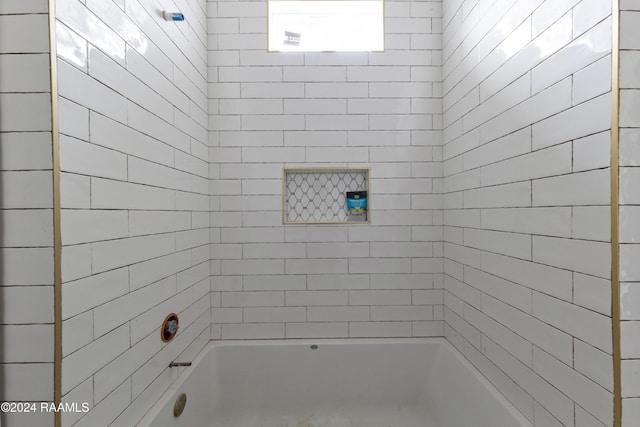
left=138, top=338, right=533, bottom=427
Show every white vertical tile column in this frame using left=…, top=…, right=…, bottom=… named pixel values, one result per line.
left=208, top=0, right=444, bottom=341
left=0, top=1, right=55, bottom=427
left=56, top=0, right=210, bottom=425
left=442, top=0, right=613, bottom=426
left=619, top=4, right=640, bottom=427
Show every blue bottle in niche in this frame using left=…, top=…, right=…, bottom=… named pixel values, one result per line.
left=346, top=191, right=367, bottom=221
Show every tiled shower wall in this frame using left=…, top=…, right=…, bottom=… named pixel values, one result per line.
left=0, top=1, right=55, bottom=427
left=1, top=1, right=629, bottom=427
left=442, top=0, right=613, bottom=426
left=55, top=0, right=210, bottom=425
left=207, top=0, right=444, bottom=340
left=620, top=3, right=640, bottom=426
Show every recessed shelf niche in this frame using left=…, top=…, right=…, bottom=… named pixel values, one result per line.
left=283, top=168, right=370, bottom=224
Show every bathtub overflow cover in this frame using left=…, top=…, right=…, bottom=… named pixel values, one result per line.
left=173, top=393, right=187, bottom=417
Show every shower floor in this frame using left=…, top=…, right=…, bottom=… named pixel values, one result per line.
left=210, top=408, right=438, bottom=427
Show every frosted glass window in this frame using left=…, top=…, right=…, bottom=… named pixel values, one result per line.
left=268, top=0, right=384, bottom=52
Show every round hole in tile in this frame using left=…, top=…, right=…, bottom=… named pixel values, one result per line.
left=161, top=313, right=179, bottom=343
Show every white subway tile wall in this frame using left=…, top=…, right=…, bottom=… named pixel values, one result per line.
left=208, top=0, right=444, bottom=341
left=0, top=1, right=55, bottom=427
left=620, top=3, right=640, bottom=426
left=56, top=0, right=210, bottom=425
left=442, top=1, right=613, bottom=427
left=2, top=0, right=631, bottom=426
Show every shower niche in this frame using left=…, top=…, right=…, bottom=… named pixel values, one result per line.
left=283, top=168, right=370, bottom=224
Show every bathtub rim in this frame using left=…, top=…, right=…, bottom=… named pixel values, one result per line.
left=136, top=337, right=533, bottom=427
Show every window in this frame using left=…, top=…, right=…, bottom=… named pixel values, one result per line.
left=268, top=0, right=384, bottom=52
